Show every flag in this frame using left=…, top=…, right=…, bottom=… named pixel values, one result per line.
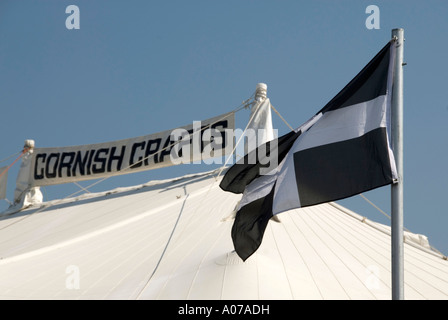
left=220, top=40, right=398, bottom=261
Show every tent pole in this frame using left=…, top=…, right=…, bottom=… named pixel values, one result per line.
left=391, top=28, right=404, bottom=300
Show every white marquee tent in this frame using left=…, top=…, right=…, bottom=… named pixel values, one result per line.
left=0, top=84, right=447, bottom=300
left=0, top=168, right=447, bottom=300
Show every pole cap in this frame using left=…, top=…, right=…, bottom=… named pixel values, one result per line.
left=255, top=83, right=267, bottom=101
left=24, top=139, right=35, bottom=149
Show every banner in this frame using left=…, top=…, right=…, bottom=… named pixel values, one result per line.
left=30, top=112, right=235, bottom=186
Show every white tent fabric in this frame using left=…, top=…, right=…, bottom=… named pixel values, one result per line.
left=0, top=169, right=447, bottom=300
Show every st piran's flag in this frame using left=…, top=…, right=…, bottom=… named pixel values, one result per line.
left=220, top=40, right=398, bottom=261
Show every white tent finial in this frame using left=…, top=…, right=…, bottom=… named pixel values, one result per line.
left=255, top=83, right=267, bottom=102
left=245, top=83, right=274, bottom=155
left=24, top=139, right=35, bottom=150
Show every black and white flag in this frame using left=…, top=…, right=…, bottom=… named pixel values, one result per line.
left=220, top=40, right=398, bottom=261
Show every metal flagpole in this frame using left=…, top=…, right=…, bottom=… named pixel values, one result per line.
left=391, top=28, right=404, bottom=300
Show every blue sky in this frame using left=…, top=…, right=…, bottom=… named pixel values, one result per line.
left=1, top=1, right=447, bottom=255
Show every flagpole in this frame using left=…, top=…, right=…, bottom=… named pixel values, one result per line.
left=391, top=28, right=404, bottom=300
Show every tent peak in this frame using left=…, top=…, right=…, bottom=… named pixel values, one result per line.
left=255, top=83, right=267, bottom=102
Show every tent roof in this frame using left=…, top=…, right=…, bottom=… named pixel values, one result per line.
left=0, top=169, right=447, bottom=300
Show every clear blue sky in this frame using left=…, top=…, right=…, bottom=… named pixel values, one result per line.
left=1, top=1, right=447, bottom=254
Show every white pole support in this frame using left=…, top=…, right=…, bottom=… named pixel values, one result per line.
left=391, top=28, right=404, bottom=300
left=13, top=139, right=43, bottom=210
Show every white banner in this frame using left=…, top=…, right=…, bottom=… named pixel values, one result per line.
left=29, top=112, right=235, bottom=186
